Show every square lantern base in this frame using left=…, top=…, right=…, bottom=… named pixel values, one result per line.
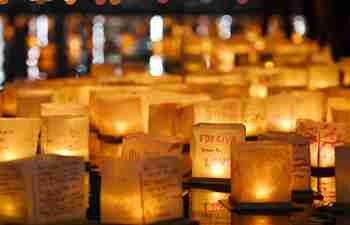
left=219, top=198, right=303, bottom=213
left=183, top=177, right=231, bottom=193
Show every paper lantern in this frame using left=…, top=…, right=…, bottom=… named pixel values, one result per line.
left=190, top=189, right=230, bottom=225
left=266, top=92, right=324, bottom=132
left=192, top=123, right=245, bottom=179
left=178, top=99, right=243, bottom=142
left=16, top=91, right=52, bottom=117
left=335, top=145, right=350, bottom=205
left=41, top=115, right=89, bottom=161
left=296, top=119, right=337, bottom=168
left=0, top=155, right=85, bottom=225
left=40, top=103, right=88, bottom=117
left=311, top=176, right=336, bottom=206
left=231, top=141, right=293, bottom=209
left=308, top=64, right=340, bottom=90
left=0, top=118, right=41, bottom=162
left=242, top=98, right=266, bottom=136
left=258, top=132, right=311, bottom=191
left=101, top=135, right=183, bottom=225
left=326, top=97, right=350, bottom=122
left=92, top=94, right=148, bottom=137
left=149, top=103, right=180, bottom=138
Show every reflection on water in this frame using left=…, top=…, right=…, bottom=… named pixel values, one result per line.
left=189, top=188, right=339, bottom=225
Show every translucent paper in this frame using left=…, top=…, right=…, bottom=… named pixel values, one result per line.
left=101, top=135, right=183, bottom=225
left=178, top=99, right=243, bottom=142
left=0, top=155, right=85, bottom=225
left=40, top=103, right=88, bottom=117
left=16, top=91, right=52, bottom=117
left=258, top=132, right=311, bottom=191
left=296, top=119, right=337, bottom=168
left=190, top=189, right=230, bottom=225
left=266, top=92, right=324, bottom=132
left=41, top=116, right=89, bottom=161
left=231, top=141, right=293, bottom=205
left=192, top=123, right=245, bottom=179
left=308, top=64, right=340, bottom=90
left=0, top=118, right=41, bottom=162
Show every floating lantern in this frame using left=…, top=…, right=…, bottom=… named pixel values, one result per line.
left=266, top=92, right=324, bottom=132
left=192, top=123, right=245, bottom=179
left=242, top=98, right=266, bottom=137
left=0, top=118, right=41, bottom=162
left=296, top=119, right=337, bottom=168
left=149, top=103, right=180, bottom=138
left=258, top=132, right=311, bottom=191
left=101, top=134, right=183, bottom=225
left=190, top=189, right=230, bottom=225
left=231, top=141, right=293, bottom=209
left=178, top=99, right=242, bottom=142
left=0, top=155, right=85, bottom=225
left=41, top=115, right=89, bottom=161
left=308, top=64, right=340, bottom=90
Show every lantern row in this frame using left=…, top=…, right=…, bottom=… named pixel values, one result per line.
left=2, top=63, right=350, bottom=224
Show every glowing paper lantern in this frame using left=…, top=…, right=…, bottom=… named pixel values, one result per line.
left=101, top=135, right=183, bottom=225
left=266, top=92, right=324, bottom=132
left=335, top=145, right=350, bottom=205
left=231, top=214, right=290, bottom=225
left=242, top=98, right=266, bottom=136
left=178, top=99, right=243, bottom=142
left=41, top=115, right=89, bottom=161
left=258, top=132, right=311, bottom=191
left=16, top=91, right=52, bottom=117
left=296, top=119, right=337, bottom=168
left=190, top=189, right=230, bottom=225
left=0, top=155, right=85, bottom=225
left=192, top=123, right=245, bottom=179
left=0, top=118, right=41, bottom=162
left=308, top=64, right=340, bottom=90
left=149, top=103, right=180, bottom=138
left=231, top=141, right=293, bottom=209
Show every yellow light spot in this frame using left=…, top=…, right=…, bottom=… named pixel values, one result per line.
left=1, top=151, right=17, bottom=162
left=255, top=185, right=271, bottom=200
left=210, top=162, right=225, bottom=177
left=277, top=119, right=294, bottom=132
left=264, top=61, right=274, bottom=69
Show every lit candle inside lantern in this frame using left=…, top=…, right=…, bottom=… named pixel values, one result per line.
left=267, top=92, right=324, bottom=132
left=40, top=115, right=89, bottom=161
left=0, top=118, right=41, bottom=162
left=101, top=135, right=183, bottom=225
left=192, top=123, right=245, bottom=179
left=231, top=141, right=293, bottom=209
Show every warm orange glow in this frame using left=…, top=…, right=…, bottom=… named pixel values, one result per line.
left=210, top=162, right=225, bottom=177
left=255, top=184, right=271, bottom=200
left=64, top=0, right=77, bottom=5
left=0, top=151, right=17, bottom=162
left=276, top=119, right=294, bottom=132
left=264, top=61, right=275, bottom=69
left=249, top=84, right=268, bottom=98
left=110, top=0, right=121, bottom=5
left=1, top=202, right=17, bottom=218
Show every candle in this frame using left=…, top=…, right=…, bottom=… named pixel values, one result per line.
left=231, top=141, right=293, bottom=209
